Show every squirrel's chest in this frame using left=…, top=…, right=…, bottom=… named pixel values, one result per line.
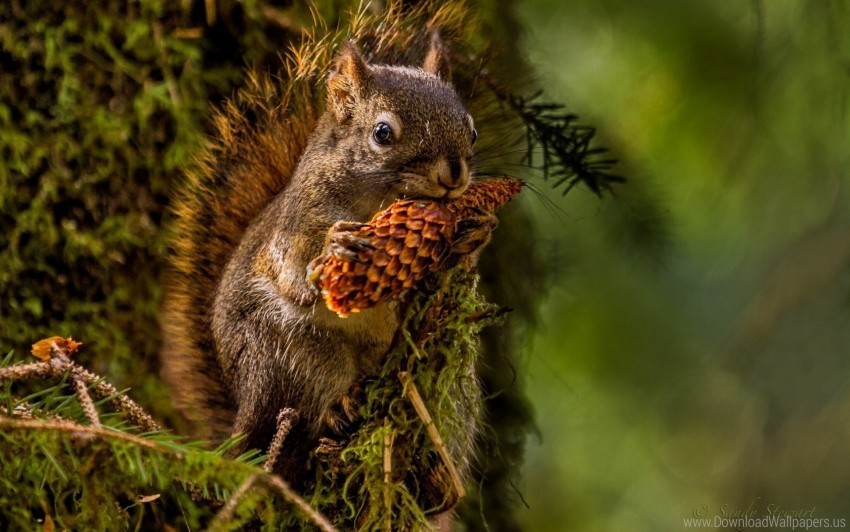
left=311, top=300, right=400, bottom=346
left=307, top=300, right=400, bottom=374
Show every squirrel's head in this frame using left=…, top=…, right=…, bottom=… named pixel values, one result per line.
left=324, top=35, right=476, bottom=201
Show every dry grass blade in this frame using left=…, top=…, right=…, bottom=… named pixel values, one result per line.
left=383, top=418, right=396, bottom=532
left=397, top=371, right=466, bottom=501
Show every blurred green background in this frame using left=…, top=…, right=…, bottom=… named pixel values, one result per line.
left=516, top=0, right=850, bottom=530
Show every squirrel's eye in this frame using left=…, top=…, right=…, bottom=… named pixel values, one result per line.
left=471, top=128, right=478, bottom=146
left=372, top=122, right=395, bottom=146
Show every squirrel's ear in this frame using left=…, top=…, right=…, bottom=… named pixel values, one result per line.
left=422, top=31, right=451, bottom=81
left=327, top=41, right=370, bottom=121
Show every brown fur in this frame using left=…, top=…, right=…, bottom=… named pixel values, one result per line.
left=161, top=72, right=318, bottom=441
left=161, top=5, right=481, bottom=483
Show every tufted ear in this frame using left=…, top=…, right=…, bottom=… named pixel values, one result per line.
left=422, top=31, right=451, bottom=81
left=327, top=41, right=370, bottom=121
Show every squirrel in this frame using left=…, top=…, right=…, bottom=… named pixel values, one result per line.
left=160, top=33, right=492, bottom=484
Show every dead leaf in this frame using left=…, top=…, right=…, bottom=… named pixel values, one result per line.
left=31, top=337, right=63, bottom=361
left=31, top=337, right=83, bottom=361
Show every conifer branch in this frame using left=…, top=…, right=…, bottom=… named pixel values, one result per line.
left=474, top=67, right=625, bottom=196
left=0, top=337, right=159, bottom=432
left=3, top=406, right=336, bottom=531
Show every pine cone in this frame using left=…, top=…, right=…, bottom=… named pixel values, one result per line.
left=308, top=178, right=523, bottom=317
left=447, top=176, right=524, bottom=216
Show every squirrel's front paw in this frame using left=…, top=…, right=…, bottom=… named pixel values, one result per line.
left=326, top=220, right=374, bottom=262
left=307, top=221, right=372, bottom=288
left=451, top=213, right=499, bottom=256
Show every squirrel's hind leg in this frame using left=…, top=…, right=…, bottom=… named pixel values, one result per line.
left=321, top=379, right=366, bottom=435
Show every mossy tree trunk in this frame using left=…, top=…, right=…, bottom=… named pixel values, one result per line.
left=1, top=1, right=542, bottom=529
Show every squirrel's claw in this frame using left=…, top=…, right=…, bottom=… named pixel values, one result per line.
left=316, top=437, right=345, bottom=456
left=322, top=408, right=348, bottom=435
left=451, top=213, right=498, bottom=256
left=328, top=240, right=373, bottom=262
left=305, top=221, right=373, bottom=287
left=315, top=437, right=350, bottom=476
left=327, top=221, right=373, bottom=262
left=306, top=255, right=326, bottom=289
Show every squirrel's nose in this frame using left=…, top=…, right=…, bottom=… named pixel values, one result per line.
left=437, top=158, right=469, bottom=190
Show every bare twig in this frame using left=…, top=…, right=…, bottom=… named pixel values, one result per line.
left=0, top=340, right=160, bottom=432
left=397, top=371, right=466, bottom=500
left=208, top=474, right=259, bottom=531
left=259, top=474, right=338, bottom=532
left=264, top=408, right=299, bottom=473
left=212, top=472, right=337, bottom=532
left=70, top=364, right=160, bottom=432
left=0, top=362, right=50, bottom=381
left=69, top=373, right=101, bottom=428
left=213, top=410, right=336, bottom=532
left=0, top=417, right=173, bottom=453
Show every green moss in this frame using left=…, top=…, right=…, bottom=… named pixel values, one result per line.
left=3, top=2, right=191, bottom=427
left=287, top=268, right=498, bottom=529
left=0, top=267, right=500, bottom=530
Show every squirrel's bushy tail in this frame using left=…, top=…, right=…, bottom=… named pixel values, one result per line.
left=160, top=71, right=318, bottom=437
left=160, top=1, right=478, bottom=439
